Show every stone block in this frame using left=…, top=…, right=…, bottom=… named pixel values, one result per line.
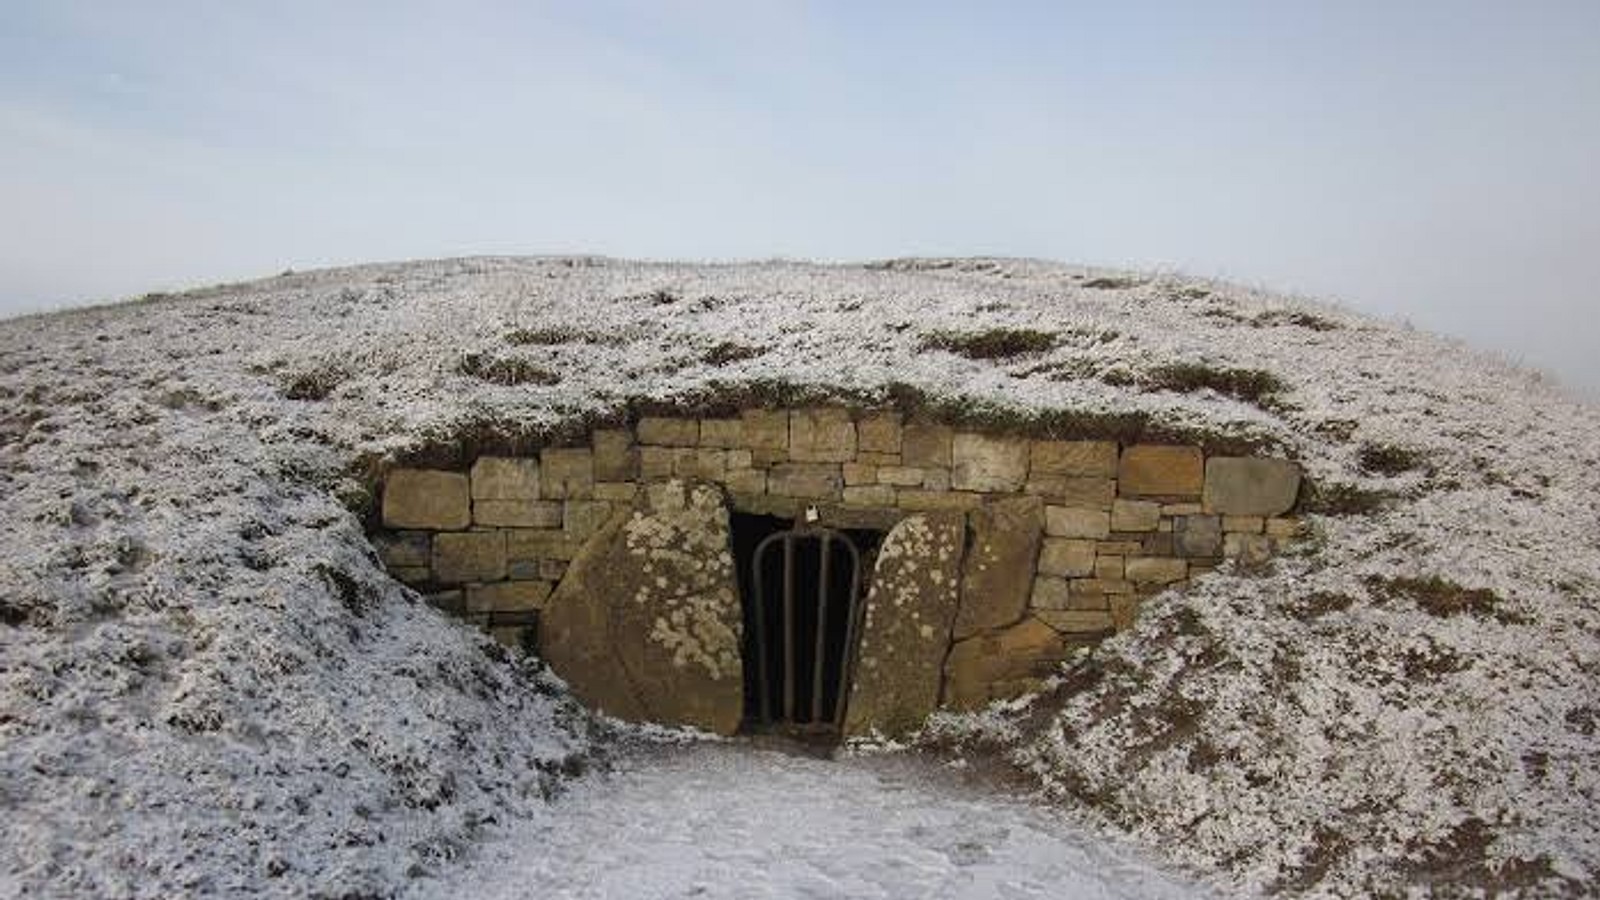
left=564, top=501, right=614, bottom=538
left=921, top=468, right=952, bottom=491
left=506, top=528, right=587, bottom=562
left=594, top=481, right=639, bottom=503
left=698, top=418, right=744, bottom=448
left=1224, top=515, right=1265, bottom=534
left=843, top=485, right=897, bottom=507
left=842, top=463, right=877, bottom=486
left=901, top=422, right=953, bottom=468
left=1030, top=440, right=1117, bottom=477
left=674, top=448, right=728, bottom=481
left=432, top=531, right=507, bottom=584
left=507, top=560, right=541, bottom=580
left=1037, top=538, right=1097, bottom=577
left=426, top=590, right=465, bottom=614
left=383, top=469, right=470, bottom=530
left=1111, top=499, right=1162, bottom=532
left=474, top=499, right=563, bottom=528
left=789, top=408, right=857, bottom=462
left=1141, top=532, right=1176, bottom=556
left=1030, top=575, right=1072, bottom=610
left=1173, top=515, right=1223, bottom=558
left=1094, top=554, right=1124, bottom=580
left=466, top=580, right=552, bottom=612
left=377, top=531, right=431, bottom=568
left=638, top=417, right=698, bottom=447
left=541, top=448, right=594, bottom=499
left=1203, top=457, right=1302, bottom=517
left=768, top=463, right=841, bottom=499
left=750, top=447, right=788, bottom=467
left=639, top=446, right=687, bottom=480
left=391, top=566, right=431, bottom=585
left=1119, top=445, right=1204, bottom=498
left=740, top=408, right=789, bottom=449
left=539, top=559, right=568, bottom=580
left=1025, top=476, right=1116, bottom=508
left=1109, top=595, right=1141, bottom=631
left=877, top=466, right=926, bottom=487
left=1125, top=556, right=1188, bottom=584
left=1266, top=517, right=1303, bottom=540
left=1034, top=609, right=1115, bottom=635
left=724, top=468, right=767, bottom=495
left=952, top=433, right=1030, bottom=492
left=593, top=429, right=638, bottom=481
left=858, top=452, right=902, bottom=467
left=897, top=490, right=981, bottom=512
left=470, top=456, right=541, bottom=501
left=1225, top=533, right=1276, bottom=567
left=1162, top=502, right=1204, bottom=516
left=727, top=449, right=753, bottom=468
left=954, top=496, right=1044, bottom=638
left=942, top=617, right=1071, bottom=711
left=1044, top=506, right=1111, bottom=539
left=858, top=411, right=904, bottom=454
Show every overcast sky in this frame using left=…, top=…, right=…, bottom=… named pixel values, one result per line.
left=3, top=1, right=1597, bottom=394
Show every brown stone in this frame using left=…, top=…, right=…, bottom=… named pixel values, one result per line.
left=858, top=411, right=904, bottom=454
left=842, top=485, right=896, bottom=507
left=1030, top=575, right=1072, bottom=610
left=789, top=408, right=857, bottom=463
left=845, top=513, right=965, bottom=737
left=901, top=422, right=953, bottom=468
left=470, top=457, right=541, bottom=501
left=1225, top=533, right=1276, bottom=567
left=1037, top=538, right=1096, bottom=577
left=1044, top=506, right=1111, bottom=539
left=506, top=528, right=589, bottom=562
left=724, top=468, right=767, bottom=495
left=674, top=448, right=728, bottom=481
left=541, top=448, right=594, bottom=499
left=466, top=580, right=551, bottom=612
left=953, top=496, right=1044, bottom=639
left=593, top=429, right=638, bottom=481
left=1202, top=457, right=1302, bottom=517
left=594, top=481, right=639, bottom=503
left=474, top=499, right=563, bottom=528
left=639, top=446, right=687, bottom=480
left=1034, top=609, right=1115, bottom=635
left=1030, top=440, right=1117, bottom=477
left=539, top=480, right=743, bottom=735
left=377, top=531, right=431, bottom=568
left=951, top=433, right=1030, bottom=492
left=1025, top=476, right=1116, bottom=508
left=432, top=531, right=507, bottom=584
left=768, top=463, right=841, bottom=499
left=858, top=451, right=902, bottom=467
left=638, top=417, right=698, bottom=447
left=842, top=463, right=877, bottom=486
left=1094, top=554, right=1125, bottom=580
left=1265, top=517, right=1302, bottom=540
left=383, top=469, right=470, bottom=530
left=897, top=490, right=981, bottom=512
left=1109, top=595, right=1141, bottom=631
left=698, top=418, right=744, bottom=448
left=942, top=616, right=1071, bottom=711
left=391, top=566, right=431, bottom=585
left=921, top=468, right=953, bottom=491
left=1125, top=556, right=1188, bottom=584
left=741, top=408, right=789, bottom=449
left=1111, top=498, right=1162, bottom=532
left=1118, top=445, right=1204, bottom=498
left=564, top=500, right=614, bottom=538
left=877, top=465, right=926, bottom=487
left=1224, top=515, right=1265, bottom=534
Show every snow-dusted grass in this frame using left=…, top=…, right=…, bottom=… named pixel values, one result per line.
left=2, top=256, right=1597, bottom=897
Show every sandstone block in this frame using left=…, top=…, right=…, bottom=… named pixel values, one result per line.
left=506, top=529, right=587, bottom=562
left=1173, top=515, right=1223, bottom=558
left=470, top=456, right=541, bottom=501
left=377, top=531, right=431, bottom=568
left=564, top=501, right=614, bottom=538
left=594, top=482, right=639, bottom=503
left=1111, top=499, right=1162, bottom=532
left=724, top=468, right=767, bottom=495
left=740, top=408, right=789, bottom=450
left=383, top=469, right=470, bottom=530
left=541, top=448, right=594, bottom=499
left=901, top=422, right=953, bottom=468
left=466, top=580, right=552, bottom=612
left=1044, top=506, right=1111, bottom=539
left=942, top=617, right=1070, bottom=711
left=593, top=429, right=638, bottom=481
left=432, top=531, right=507, bottom=583
left=1034, top=609, right=1115, bottom=635
left=858, top=451, right=902, bottom=467
left=952, top=433, right=1030, bottom=492
left=1095, top=554, right=1125, bottom=580
left=897, top=490, right=981, bottom=512
left=639, top=446, right=687, bottom=480
left=1224, top=515, right=1265, bottom=534
left=1037, top=538, right=1097, bottom=577
left=1110, top=595, right=1141, bottom=631
left=768, top=463, right=841, bottom=499
left=1125, top=556, right=1188, bottom=584
left=921, top=468, right=952, bottom=491
left=1162, top=502, right=1204, bottom=516
left=474, top=499, right=563, bottom=528
left=1030, top=440, right=1117, bottom=477
left=843, top=485, right=897, bottom=507
left=638, top=417, right=698, bottom=447
left=674, top=448, right=728, bottom=481
left=858, top=412, right=904, bottom=454
left=1119, top=445, right=1204, bottom=498
left=842, top=463, right=877, bottom=486
left=1026, top=476, right=1116, bottom=508
left=877, top=466, right=926, bottom=487
left=1266, top=517, right=1303, bottom=540
left=539, top=559, right=568, bottom=580
left=954, top=496, right=1044, bottom=639
left=391, top=566, right=431, bottom=585
left=698, top=418, right=744, bottom=448
left=1203, top=457, right=1302, bottom=517
left=789, top=408, right=857, bottom=462
left=1030, top=575, right=1072, bottom=610
left=1225, top=532, right=1276, bottom=567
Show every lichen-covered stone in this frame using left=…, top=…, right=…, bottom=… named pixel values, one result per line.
left=845, top=513, right=964, bottom=737
left=1203, top=457, right=1302, bottom=517
left=473, top=499, right=563, bottom=528
left=1225, top=532, right=1276, bottom=567
left=432, top=531, right=507, bottom=583
left=541, top=448, right=594, bottom=499
left=789, top=408, right=857, bottom=462
left=1111, top=498, right=1162, bottom=532
left=1044, top=505, right=1111, bottom=539
left=383, top=469, right=470, bottom=530
left=942, top=616, right=1070, bottom=711
left=638, top=417, right=699, bottom=447
left=593, top=429, right=638, bottom=481
left=951, top=433, right=1030, bottom=492
left=539, top=480, right=742, bottom=734
left=768, top=463, right=841, bottom=499
left=858, top=411, right=903, bottom=454
left=953, top=496, right=1043, bottom=639
left=901, top=422, right=953, bottom=468
left=1029, top=440, right=1117, bottom=477
left=1037, top=538, right=1096, bottom=577
left=1118, top=445, right=1204, bottom=498
left=1173, top=514, right=1223, bottom=558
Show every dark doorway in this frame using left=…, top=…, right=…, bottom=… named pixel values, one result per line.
left=730, top=512, right=881, bottom=738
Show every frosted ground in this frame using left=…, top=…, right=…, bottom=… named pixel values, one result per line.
left=2, top=256, right=1597, bottom=897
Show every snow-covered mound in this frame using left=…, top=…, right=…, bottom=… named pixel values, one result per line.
left=2, top=256, right=1596, bottom=897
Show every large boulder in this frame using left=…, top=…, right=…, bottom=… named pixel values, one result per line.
left=539, top=480, right=743, bottom=734
left=844, top=512, right=966, bottom=737
left=953, top=496, right=1044, bottom=639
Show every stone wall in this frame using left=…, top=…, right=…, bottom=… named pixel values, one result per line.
left=371, top=407, right=1303, bottom=734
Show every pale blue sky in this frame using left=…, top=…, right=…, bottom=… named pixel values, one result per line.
left=3, top=1, right=1597, bottom=392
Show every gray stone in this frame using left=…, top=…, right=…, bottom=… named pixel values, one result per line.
left=1173, top=515, right=1223, bottom=558
left=432, top=531, right=507, bottom=584
left=768, top=463, right=841, bottom=499
left=473, top=499, right=563, bottom=528
left=953, top=496, right=1044, bottom=639
left=789, top=408, right=857, bottom=462
left=383, top=469, right=470, bottom=530
left=541, top=448, right=594, bottom=499
left=1202, top=457, right=1302, bottom=517
left=470, top=456, right=541, bottom=500
left=951, top=433, right=1030, bottom=492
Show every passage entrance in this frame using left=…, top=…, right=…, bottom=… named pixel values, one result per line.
left=732, top=514, right=874, bottom=736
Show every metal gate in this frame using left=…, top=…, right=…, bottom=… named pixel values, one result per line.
left=748, top=527, right=865, bottom=732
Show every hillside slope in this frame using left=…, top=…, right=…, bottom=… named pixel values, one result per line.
left=2, top=256, right=1596, bottom=897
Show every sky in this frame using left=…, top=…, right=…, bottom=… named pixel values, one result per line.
left=2, top=1, right=1597, bottom=394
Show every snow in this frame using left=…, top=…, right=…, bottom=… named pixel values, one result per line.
left=2, top=255, right=1598, bottom=897
left=411, top=738, right=1210, bottom=900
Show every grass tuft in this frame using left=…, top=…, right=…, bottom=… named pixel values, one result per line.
left=457, top=353, right=562, bottom=387
left=919, top=328, right=1059, bottom=360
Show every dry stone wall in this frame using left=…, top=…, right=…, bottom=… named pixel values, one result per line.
left=371, top=407, right=1304, bottom=735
